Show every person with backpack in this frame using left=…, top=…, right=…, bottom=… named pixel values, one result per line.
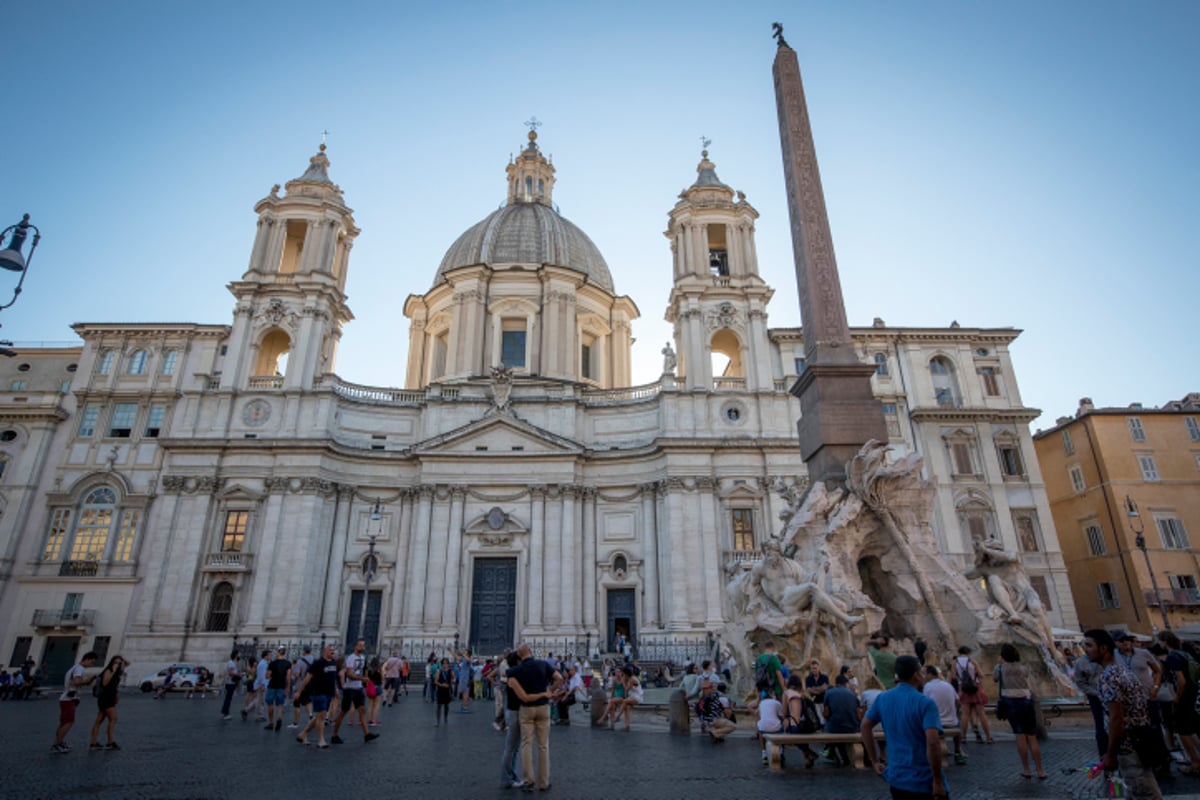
left=754, top=641, right=785, bottom=701
left=697, top=678, right=736, bottom=742
left=1158, top=631, right=1200, bottom=775
left=953, top=645, right=994, bottom=744
left=782, top=674, right=820, bottom=768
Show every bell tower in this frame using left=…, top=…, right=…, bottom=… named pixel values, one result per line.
left=664, top=148, right=774, bottom=391
left=221, top=145, right=359, bottom=391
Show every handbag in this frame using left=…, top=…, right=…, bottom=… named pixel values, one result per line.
left=1158, top=682, right=1177, bottom=703
left=366, top=680, right=377, bottom=699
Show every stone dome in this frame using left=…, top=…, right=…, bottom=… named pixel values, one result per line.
left=434, top=202, right=614, bottom=291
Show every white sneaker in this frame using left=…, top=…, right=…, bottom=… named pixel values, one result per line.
left=287, top=723, right=299, bottom=730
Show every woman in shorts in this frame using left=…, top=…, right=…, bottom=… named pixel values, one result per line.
left=89, top=656, right=128, bottom=750
left=994, top=644, right=1046, bottom=779
left=597, top=666, right=626, bottom=728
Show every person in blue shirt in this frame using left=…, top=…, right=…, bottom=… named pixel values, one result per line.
left=861, top=654, right=948, bottom=800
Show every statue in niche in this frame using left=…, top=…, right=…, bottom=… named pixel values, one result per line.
left=968, top=536, right=1059, bottom=660
left=661, top=342, right=676, bottom=375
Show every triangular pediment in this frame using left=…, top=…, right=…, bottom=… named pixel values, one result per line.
left=412, top=411, right=583, bottom=456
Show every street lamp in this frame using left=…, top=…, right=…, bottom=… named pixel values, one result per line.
left=358, top=499, right=382, bottom=654
left=1128, top=495, right=1171, bottom=632
left=0, top=214, right=42, bottom=312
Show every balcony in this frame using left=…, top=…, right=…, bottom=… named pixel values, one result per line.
left=248, top=375, right=284, bottom=390
left=32, top=609, right=97, bottom=628
left=725, top=549, right=763, bottom=566
left=1145, top=588, right=1200, bottom=607
left=204, top=551, right=253, bottom=571
left=712, top=377, right=746, bottom=391
left=58, top=560, right=99, bottom=577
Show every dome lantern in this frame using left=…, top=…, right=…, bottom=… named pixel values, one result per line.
left=506, top=121, right=556, bottom=207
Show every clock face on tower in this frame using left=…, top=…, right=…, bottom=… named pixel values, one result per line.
left=242, top=400, right=272, bottom=427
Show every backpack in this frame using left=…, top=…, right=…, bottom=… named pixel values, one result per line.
left=957, top=660, right=979, bottom=695
left=786, top=693, right=821, bottom=734
left=754, top=655, right=774, bottom=693
left=1180, top=651, right=1200, bottom=686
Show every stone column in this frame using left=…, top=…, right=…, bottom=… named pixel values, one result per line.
left=697, top=479, right=724, bottom=626
left=640, top=483, right=660, bottom=627
left=527, top=486, right=546, bottom=629
left=441, top=488, right=466, bottom=635
left=319, top=486, right=354, bottom=630
left=663, top=479, right=688, bottom=628
left=559, top=486, right=578, bottom=631
left=423, top=487, right=449, bottom=627
left=403, top=486, right=433, bottom=630
left=682, top=222, right=694, bottom=274
left=581, top=487, right=598, bottom=635
left=543, top=486, right=562, bottom=627
left=686, top=310, right=706, bottom=390
left=388, top=491, right=413, bottom=633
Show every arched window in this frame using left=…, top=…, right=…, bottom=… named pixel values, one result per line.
left=874, top=353, right=889, bottom=376
left=205, top=582, right=234, bottom=632
left=254, top=329, right=291, bottom=377
left=69, top=488, right=117, bottom=561
left=127, top=350, right=148, bottom=374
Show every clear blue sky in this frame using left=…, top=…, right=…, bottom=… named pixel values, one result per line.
left=5, top=1, right=1197, bottom=427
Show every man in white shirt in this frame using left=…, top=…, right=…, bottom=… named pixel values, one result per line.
left=331, top=639, right=379, bottom=745
left=51, top=651, right=98, bottom=753
left=242, top=649, right=269, bottom=721
left=923, top=664, right=966, bottom=765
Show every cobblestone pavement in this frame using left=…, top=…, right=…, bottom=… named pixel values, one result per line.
left=6, top=692, right=1200, bottom=800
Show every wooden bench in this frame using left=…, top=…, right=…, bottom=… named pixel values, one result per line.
left=762, top=727, right=962, bottom=771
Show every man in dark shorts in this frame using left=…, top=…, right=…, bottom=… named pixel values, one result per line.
left=296, top=644, right=339, bottom=748
left=289, top=645, right=314, bottom=729
left=52, top=651, right=97, bottom=753
left=331, top=639, right=378, bottom=745
left=263, top=647, right=291, bottom=731
left=1159, top=631, right=1200, bottom=774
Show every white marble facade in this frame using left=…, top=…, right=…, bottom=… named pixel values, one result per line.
left=0, top=137, right=1077, bottom=675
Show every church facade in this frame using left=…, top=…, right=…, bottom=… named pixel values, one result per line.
left=0, top=132, right=1077, bottom=679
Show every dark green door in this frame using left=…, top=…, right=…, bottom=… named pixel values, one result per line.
left=470, top=558, right=517, bottom=656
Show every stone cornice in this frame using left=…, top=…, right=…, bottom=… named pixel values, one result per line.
left=769, top=326, right=1021, bottom=344
left=71, top=323, right=230, bottom=339
left=909, top=406, right=1040, bottom=424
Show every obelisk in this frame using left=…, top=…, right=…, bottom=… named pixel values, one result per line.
left=772, top=24, right=886, bottom=482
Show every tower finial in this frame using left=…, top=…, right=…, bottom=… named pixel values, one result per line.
left=771, top=22, right=789, bottom=48
left=320, top=129, right=329, bottom=152
left=700, top=135, right=712, bottom=158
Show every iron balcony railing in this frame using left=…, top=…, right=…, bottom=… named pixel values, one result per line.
left=1145, top=588, right=1200, bottom=607
left=58, top=560, right=99, bottom=576
left=32, top=609, right=97, bottom=627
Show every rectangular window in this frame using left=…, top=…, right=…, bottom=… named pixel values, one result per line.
left=113, top=509, right=140, bottom=561
left=78, top=404, right=100, bottom=438
left=500, top=329, right=526, bottom=368
left=1138, top=454, right=1160, bottom=482
left=90, top=636, right=111, bottom=663
left=145, top=405, right=165, bottom=438
left=1062, top=428, right=1074, bottom=455
left=10, top=379, right=27, bottom=391
left=1097, top=582, right=1120, bottom=609
left=1085, top=524, right=1107, bottom=556
left=998, top=445, right=1024, bottom=477
left=161, top=350, right=178, bottom=376
left=881, top=403, right=901, bottom=437
left=1029, top=575, right=1053, bottom=611
left=1157, top=517, right=1190, bottom=550
left=793, top=357, right=807, bottom=375
left=581, top=344, right=592, bottom=380
left=1014, top=513, right=1040, bottom=552
left=42, top=508, right=73, bottom=561
left=1069, top=465, right=1085, bottom=493
left=731, top=509, right=755, bottom=551
left=935, top=387, right=954, bottom=407
left=1127, top=416, right=1146, bottom=442
left=108, top=403, right=137, bottom=438
left=980, top=367, right=999, bottom=396
left=127, top=350, right=147, bottom=374
left=62, top=593, right=83, bottom=617
left=8, top=636, right=32, bottom=668
left=97, top=351, right=114, bottom=375
left=1170, top=575, right=1198, bottom=590
left=951, top=442, right=973, bottom=475
left=221, top=511, right=248, bottom=552
left=1185, top=417, right=1200, bottom=441
left=60, top=380, right=72, bottom=393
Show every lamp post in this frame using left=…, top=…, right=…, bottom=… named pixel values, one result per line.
left=0, top=214, right=41, bottom=312
left=358, top=499, right=382, bottom=654
left=1128, top=495, right=1171, bottom=632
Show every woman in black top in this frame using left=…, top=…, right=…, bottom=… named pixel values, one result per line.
left=89, top=655, right=128, bottom=750
left=434, top=657, right=454, bottom=725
